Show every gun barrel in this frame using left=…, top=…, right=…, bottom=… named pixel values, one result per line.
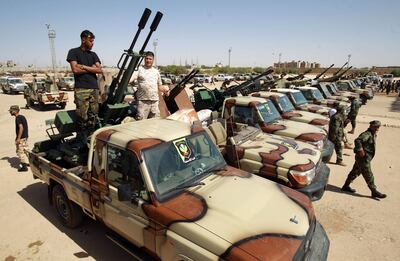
left=333, top=62, right=348, bottom=76
left=106, top=8, right=153, bottom=105
left=223, top=68, right=273, bottom=96
left=114, top=11, right=164, bottom=104
left=166, top=69, right=199, bottom=102
left=314, top=64, right=334, bottom=80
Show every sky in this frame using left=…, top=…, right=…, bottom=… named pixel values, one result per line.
left=0, top=0, right=399, bottom=69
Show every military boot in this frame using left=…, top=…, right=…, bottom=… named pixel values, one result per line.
left=371, top=189, right=387, bottom=199
left=336, top=160, right=346, bottom=166
left=18, top=163, right=29, bottom=172
left=341, top=179, right=356, bottom=193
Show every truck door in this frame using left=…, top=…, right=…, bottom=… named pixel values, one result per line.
left=102, top=145, right=150, bottom=247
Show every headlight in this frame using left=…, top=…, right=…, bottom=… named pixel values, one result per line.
left=289, top=168, right=316, bottom=186
left=308, top=140, right=323, bottom=150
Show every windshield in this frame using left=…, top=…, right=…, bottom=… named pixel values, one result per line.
left=319, top=84, right=331, bottom=97
left=65, top=77, right=74, bottom=82
left=291, top=91, right=308, bottom=105
left=277, top=96, right=294, bottom=112
left=142, top=132, right=226, bottom=202
left=312, top=89, right=324, bottom=100
left=9, top=79, right=23, bottom=84
left=301, top=89, right=314, bottom=100
left=257, top=100, right=282, bottom=123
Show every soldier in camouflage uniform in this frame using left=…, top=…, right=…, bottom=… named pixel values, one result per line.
left=328, top=105, right=346, bottom=166
left=347, top=96, right=361, bottom=134
left=342, top=120, right=386, bottom=199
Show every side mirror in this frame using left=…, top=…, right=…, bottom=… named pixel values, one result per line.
left=117, top=183, right=131, bottom=202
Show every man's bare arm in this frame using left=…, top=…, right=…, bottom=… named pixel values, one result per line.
left=84, top=62, right=103, bottom=74
left=69, top=61, right=87, bottom=74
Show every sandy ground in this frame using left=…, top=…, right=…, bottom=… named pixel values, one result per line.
left=0, top=89, right=399, bottom=260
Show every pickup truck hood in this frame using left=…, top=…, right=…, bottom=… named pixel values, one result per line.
left=161, top=169, right=311, bottom=257
left=261, top=119, right=326, bottom=142
left=236, top=132, right=321, bottom=170
left=316, top=98, right=350, bottom=109
left=296, top=104, right=331, bottom=116
left=282, top=110, right=329, bottom=126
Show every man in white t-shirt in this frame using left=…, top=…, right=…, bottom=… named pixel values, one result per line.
left=130, top=51, right=169, bottom=120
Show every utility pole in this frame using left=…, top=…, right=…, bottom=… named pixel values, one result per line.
left=45, top=24, right=57, bottom=91
left=153, top=38, right=158, bottom=67
left=228, top=47, right=232, bottom=67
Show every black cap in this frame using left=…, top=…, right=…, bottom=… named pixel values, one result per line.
left=80, top=30, right=95, bottom=39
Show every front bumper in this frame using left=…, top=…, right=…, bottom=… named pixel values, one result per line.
left=298, top=163, right=330, bottom=201
left=305, top=221, right=330, bottom=260
left=321, top=140, right=334, bottom=163
left=321, top=139, right=335, bottom=163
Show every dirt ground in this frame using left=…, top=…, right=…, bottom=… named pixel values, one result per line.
left=0, top=89, right=399, bottom=260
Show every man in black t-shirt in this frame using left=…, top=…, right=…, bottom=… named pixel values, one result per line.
left=9, top=105, right=29, bottom=172
left=67, top=30, right=102, bottom=140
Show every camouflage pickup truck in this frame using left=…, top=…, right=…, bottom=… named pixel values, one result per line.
left=336, top=80, right=374, bottom=105
left=24, top=76, right=68, bottom=109
left=314, top=83, right=351, bottom=102
left=250, top=91, right=330, bottom=131
left=221, top=96, right=334, bottom=163
left=271, top=88, right=334, bottom=117
left=27, top=118, right=329, bottom=260
left=295, top=86, right=350, bottom=114
left=205, top=121, right=329, bottom=201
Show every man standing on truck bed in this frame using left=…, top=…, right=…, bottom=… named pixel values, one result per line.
left=9, top=105, right=29, bottom=172
left=342, top=120, right=386, bottom=199
left=129, top=51, right=169, bottom=120
left=66, top=30, right=103, bottom=141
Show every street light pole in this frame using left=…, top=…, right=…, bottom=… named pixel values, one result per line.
left=347, top=54, right=351, bottom=68
left=153, top=38, right=158, bottom=67
left=228, top=47, right=232, bottom=67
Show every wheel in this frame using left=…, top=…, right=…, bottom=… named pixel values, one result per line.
left=52, top=185, right=83, bottom=228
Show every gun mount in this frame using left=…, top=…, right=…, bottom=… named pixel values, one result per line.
left=192, top=69, right=274, bottom=111
left=41, top=9, right=163, bottom=166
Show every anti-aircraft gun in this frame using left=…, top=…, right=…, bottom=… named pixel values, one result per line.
left=36, top=8, right=163, bottom=166
left=332, top=62, right=348, bottom=76
left=192, top=69, right=274, bottom=111
left=283, top=64, right=335, bottom=88
left=319, top=66, right=353, bottom=83
left=286, top=69, right=312, bottom=82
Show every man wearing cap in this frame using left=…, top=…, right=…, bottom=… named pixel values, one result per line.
left=67, top=30, right=103, bottom=140
left=328, top=105, right=346, bottom=166
left=346, top=96, right=361, bottom=134
left=342, top=120, right=386, bottom=199
left=129, top=51, right=169, bottom=120
left=9, top=105, right=29, bottom=172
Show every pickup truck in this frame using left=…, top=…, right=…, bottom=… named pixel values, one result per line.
left=204, top=121, right=329, bottom=201
left=250, top=91, right=330, bottom=131
left=221, top=96, right=334, bottom=163
left=336, top=80, right=374, bottom=104
left=271, top=88, right=334, bottom=117
left=27, top=117, right=329, bottom=260
left=314, top=83, right=351, bottom=102
left=214, top=74, right=234, bottom=82
left=295, top=86, right=350, bottom=114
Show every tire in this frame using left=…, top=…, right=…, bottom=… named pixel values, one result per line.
left=52, top=185, right=83, bottom=228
